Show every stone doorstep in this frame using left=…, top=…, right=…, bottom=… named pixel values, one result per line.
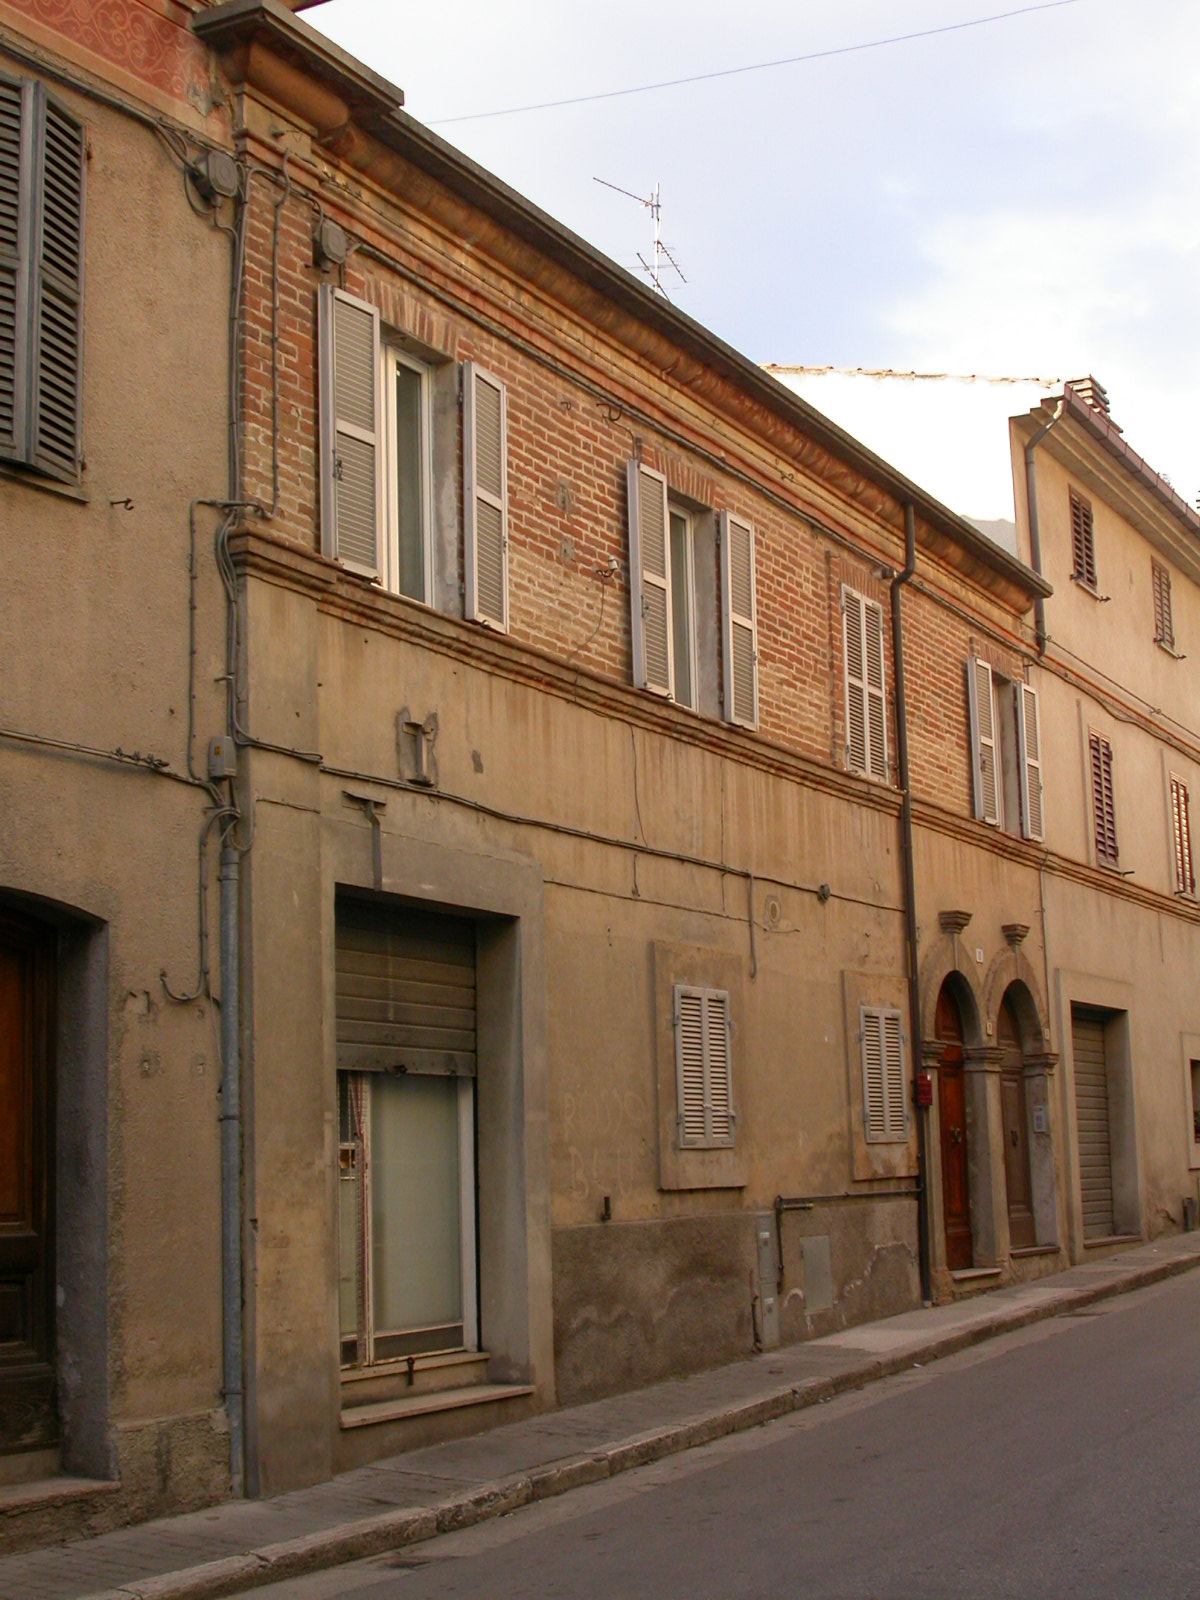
left=0, top=1475, right=119, bottom=1516
left=339, top=1383, right=535, bottom=1430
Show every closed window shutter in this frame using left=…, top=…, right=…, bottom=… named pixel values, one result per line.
left=1171, top=777, right=1194, bottom=894
left=1153, top=561, right=1174, bottom=649
left=0, top=76, right=26, bottom=460
left=464, top=361, right=508, bottom=629
left=627, top=460, right=672, bottom=695
left=843, top=588, right=868, bottom=772
left=864, top=598, right=887, bottom=780
left=674, top=984, right=734, bottom=1149
left=1070, top=491, right=1096, bottom=588
left=720, top=511, right=758, bottom=727
left=1015, top=682, right=1044, bottom=842
left=318, top=285, right=382, bottom=579
left=966, top=657, right=1000, bottom=824
left=29, top=89, right=84, bottom=481
left=1089, top=732, right=1118, bottom=866
left=861, top=1006, right=906, bottom=1142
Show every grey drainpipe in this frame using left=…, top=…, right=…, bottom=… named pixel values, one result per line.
left=891, top=504, right=932, bottom=1304
left=1023, top=397, right=1066, bottom=653
left=219, top=838, right=244, bottom=1497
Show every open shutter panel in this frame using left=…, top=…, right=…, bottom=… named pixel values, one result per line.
left=843, top=588, right=868, bottom=772
left=704, top=990, right=734, bottom=1145
left=29, top=88, right=84, bottom=481
left=864, top=598, right=887, bottom=780
left=1090, top=733, right=1118, bottom=865
left=464, top=361, right=508, bottom=629
left=627, top=461, right=672, bottom=695
left=1016, top=682, right=1044, bottom=842
left=674, top=986, right=706, bottom=1146
left=883, top=1010, right=905, bottom=1137
left=720, top=511, right=758, bottom=727
left=0, top=76, right=23, bottom=460
left=319, top=285, right=382, bottom=579
left=966, top=657, right=999, bottom=824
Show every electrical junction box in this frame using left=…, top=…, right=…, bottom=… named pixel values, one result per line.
left=207, top=735, right=237, bottom=781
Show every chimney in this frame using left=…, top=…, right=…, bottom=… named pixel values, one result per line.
left=1067, top=375, right=1113, bottom=421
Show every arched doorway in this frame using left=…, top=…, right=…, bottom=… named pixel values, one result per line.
left=999, top=990, right=1036, bottom=1250
left=935, top=980, right=972, bottom=1270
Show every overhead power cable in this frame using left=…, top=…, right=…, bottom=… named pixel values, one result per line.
left=429, top=0, right=1087, bottom=126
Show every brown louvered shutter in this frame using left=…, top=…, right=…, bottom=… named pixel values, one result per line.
left=1016, top=682, right=1044, bottom=842
left=0, top=76, right=22, bottom=461
left=464, top=361, right=508, bottom=629
left=318, top=285, right=382, bottom=579
left=1089, top=732, right=1118, bottom=866
left=1171, top=776, right=1194, bottom=895
left=29, top=89, right=84, bottom=481
left=719, top=511, right=758, bottom=728
left=1152, top=560, right=1174, bottom=650
left=627, top=461, right=672, bottom=696
left=1070, top=490, right=1096, bottom=589
left=966, top=657, right=1000, bottom=825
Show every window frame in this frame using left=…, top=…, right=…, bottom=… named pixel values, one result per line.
left=668, top=502, right=699, bottom=711
left=380, top=342, right=434, bottom=605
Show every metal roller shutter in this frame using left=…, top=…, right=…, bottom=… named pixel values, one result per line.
left=336, top=899, right=476, bottom=1078
left=1072, top=1009, right=1114, bottom=1240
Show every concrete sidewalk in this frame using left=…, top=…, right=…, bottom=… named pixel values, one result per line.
left=5, top=1231, right=1200, bottom=1600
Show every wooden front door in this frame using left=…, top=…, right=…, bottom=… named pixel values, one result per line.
left=0, top=909, right=57, bottom=1457
left=936, top=984, right=973, bottom=1271
left=999, top=996, right=1036, bottom=1251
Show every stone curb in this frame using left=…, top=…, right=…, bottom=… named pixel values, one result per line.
left=81, top=1246, right=1200, bottom=1600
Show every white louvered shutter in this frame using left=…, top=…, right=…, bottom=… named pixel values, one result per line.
left=29, top=89, right=84, bottom=481
left=864, top=597, right=887, bottom=780
left=0, top=76, right=25, bottom=462
left=843, top=588, right=868, bottom=773
left=861, top=1008, right=884, bottom=1140
left=1015, top=682, right=1044, bottom=842
left=464, top=361, right=508, bottom=629
left=319, top=285, right=382, bottom=579
left=966, top=657, right=1000, bottom=825
left=882, top=1010, right=905, bottom=1137
left=674, top=984, right=734, bottom=1148
left=720, top=511, right=758, bottom=728
left=627, top=461, right=672, bottom=695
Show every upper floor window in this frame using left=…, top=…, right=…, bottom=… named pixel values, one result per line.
left=1088, top=731, right=1118, bottom=868
left=1152, top=559, right=1175, bottom=652
left=842, top=586, right=887, bottom=781
left=1170, top=775, right=1194, bottom=896
left=966, top=658, right=1043, bottom=842
left=0, top=74, right=86, bottom=483
left=318, top=285, right=508, bottom=628
left=627, top=461, right=758, bottom=727
left=1069, top=489, right=1097, bottom=591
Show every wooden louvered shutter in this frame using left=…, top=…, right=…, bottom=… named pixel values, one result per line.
left=1070, top=491, right=1096, bottom=589
left=1152, top=560, right=1174, bottom=650
left=966, top=657, right=1000, bottom=825
left=29, top=88, right=84, bottom=481
left=0, top=76, right=24, bottom=461
left=627, top=461, right=672, bottom=696
left=862, top=1006, right=906, bottom=1141
left=863, top=599, right=887, bottom=780
left=720, top=511, right=758, bottom=728
left=319, top=285, right=382, bottom=579
left=1016, top=682, right=1044, bottom=842
left=1171, top=776, right=1194, bottom=895
left=673, top=984, right=733, bottom=1148
left=843, top=588, right=868, bottom=773
left=464, top=361, right=508, bottom=630
left=1089, top=732, right=1118, bottom=866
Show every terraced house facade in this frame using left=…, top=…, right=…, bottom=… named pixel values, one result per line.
left=2, top=0, right=1197, bottom=1550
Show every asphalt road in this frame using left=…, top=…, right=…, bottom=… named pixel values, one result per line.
left=250, top=1271, right=1200, bottom=1599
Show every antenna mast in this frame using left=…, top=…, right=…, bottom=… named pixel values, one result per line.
left=594, top=177, right=686, bottom=299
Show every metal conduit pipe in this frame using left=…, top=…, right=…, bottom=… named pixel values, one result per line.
left=1024, top=397, right=1066, bottom=653
left=891, top=504, right=932, bottom=1305
left=219, top=839, right=244, bottom=1497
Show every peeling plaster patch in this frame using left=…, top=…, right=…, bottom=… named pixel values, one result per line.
left=472, top=749, right=484, bottom=773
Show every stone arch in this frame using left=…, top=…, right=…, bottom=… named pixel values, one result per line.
left=918, top=919, right=986, bottom=1049
left=982, top=941, right=1049, bottom=1049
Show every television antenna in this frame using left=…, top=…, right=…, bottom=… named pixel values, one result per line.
left=594, top=177, right=686, bottom=300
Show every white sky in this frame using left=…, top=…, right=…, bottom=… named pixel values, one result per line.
left=310, top=0, right=1200, bottom=527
